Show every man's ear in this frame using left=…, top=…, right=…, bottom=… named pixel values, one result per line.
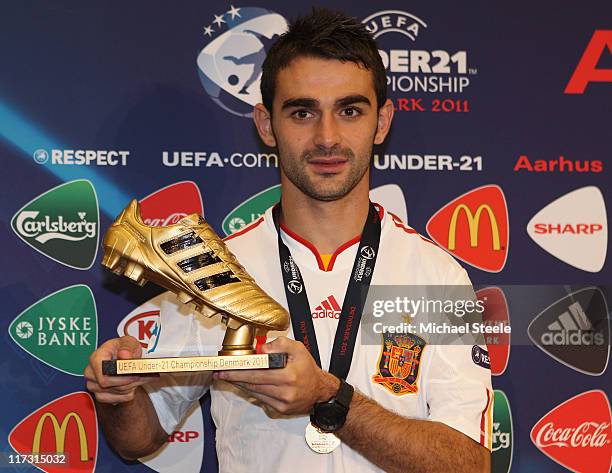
left=374, top=99, right=395, bottom=145
left=253, top=103, right=277, bottom=147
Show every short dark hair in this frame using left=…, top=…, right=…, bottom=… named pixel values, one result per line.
left=261, top=8, right=386, bottom=113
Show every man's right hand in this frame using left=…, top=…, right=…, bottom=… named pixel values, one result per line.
left=85, top=336, right=157, bottom=404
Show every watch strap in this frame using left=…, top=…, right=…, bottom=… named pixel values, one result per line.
left=335, top=378, right=354, bottom=410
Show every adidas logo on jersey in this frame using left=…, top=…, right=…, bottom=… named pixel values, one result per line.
left=312, top=295, right=341, bottom=319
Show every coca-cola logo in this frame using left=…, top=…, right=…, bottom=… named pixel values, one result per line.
left=530, top=390, right=612, bottom=473
left=534, top=421, right=610, bottom=448
left=143, top=212, right=187, bottom=227
left=139, top=181, right=204, bottom=228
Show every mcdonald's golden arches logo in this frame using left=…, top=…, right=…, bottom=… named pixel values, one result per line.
left=426, top=185, right=509, bottom=272
left=32, top=412, right=88, bottom=460
left=8, top=391, right=98, bottom=473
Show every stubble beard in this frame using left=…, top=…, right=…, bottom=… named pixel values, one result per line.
left=279, top=144, right=372, bottom=202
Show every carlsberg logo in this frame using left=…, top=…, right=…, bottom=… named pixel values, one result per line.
left=11, top=180, right=99, bottom=269
left=492, top=390, right=513, bottom=473
left=15, top=212, right=97, bottom=243
left=492, top=423, right=511, bottom=451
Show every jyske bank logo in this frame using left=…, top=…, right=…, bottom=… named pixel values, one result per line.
left=9, top=285, right=98, bottom=376
left=492, top=390, right=513, bottom=473
left=527, top=186, right=607, bottom=272
left=197, top=5, right=288, bottom=117
left=11, top=180, right=99, bottom=270
left=222, top=184, right=281, bottom=236
left=528, top=287, right=610, bottom=376
left=222, top=184, right=408, bottom=236
left=363, top=10, right=476, bottom=99
left=8, top=392, right=98, bottom=473
left=426, top=185, right=509, bottom=272
left=531, top=390, right=611, bottom=473
left=139, top=181, right=204, bottom=227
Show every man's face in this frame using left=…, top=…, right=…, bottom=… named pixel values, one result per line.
left=255, top=57, right=392, bottom=202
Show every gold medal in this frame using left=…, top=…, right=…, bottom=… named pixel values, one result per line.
left=305, top=422, right=340, bottom=454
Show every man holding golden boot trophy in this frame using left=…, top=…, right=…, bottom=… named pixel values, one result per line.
left=85, top=9, right=492, bottom=472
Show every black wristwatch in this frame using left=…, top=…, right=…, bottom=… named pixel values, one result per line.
left=310, top=377, right=354, bottom=432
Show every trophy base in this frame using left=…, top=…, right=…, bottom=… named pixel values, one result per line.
left=219, top=322, right=257, bottom=356
left=102, top=318, right=286, bottom=376
left=102, top=353, right=287, bottom=375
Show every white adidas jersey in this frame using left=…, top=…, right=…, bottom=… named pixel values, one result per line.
left=143, top=204, right=493, bottom=473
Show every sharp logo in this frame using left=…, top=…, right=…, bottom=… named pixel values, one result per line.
left=565, top=30, right=612, bottom=94
left=312, top=295, right=341, bottom=319
left=426, top=185, right=509, bottom=272
left=8, top=392, right=98, bottom=473
left=11, top=180, right=99, bottom=270
left=530, top=390, right=612, bottom=473
left=168, top=431, right=199, bottom=443
left=528, top=287, right=610, bottom=376
left=139, top=181, right=204, bottom=227
left=8, top=285, right=98, bottom=376
left=527, top=186, right=607, bottom=272
left=197, top=5, right=288, bottom=117
left=477, top=287, right=511, bottom=376
left=492, top=390, right=513, bottom=473
left=138, top=403, right=204, bottom=473
left=222, top=184, right=408, bottom=236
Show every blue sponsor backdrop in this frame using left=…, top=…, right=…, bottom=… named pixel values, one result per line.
left=1, top=1, right=611, bottom=472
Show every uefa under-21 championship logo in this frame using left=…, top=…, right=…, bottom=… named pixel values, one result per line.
left=197, top=5, right=288, bottom=117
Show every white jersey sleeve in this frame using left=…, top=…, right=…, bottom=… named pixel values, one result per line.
left=143, top=371, right=211, bottom=435
left=140, top=292, right=222, bottom=434
left=424, top=266, right=494, bottom=451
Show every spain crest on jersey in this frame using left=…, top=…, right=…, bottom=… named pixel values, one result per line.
left=372, top=332, right=426, bottom=395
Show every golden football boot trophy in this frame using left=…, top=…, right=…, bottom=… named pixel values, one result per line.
left=100, top=200, right=289, bottom=375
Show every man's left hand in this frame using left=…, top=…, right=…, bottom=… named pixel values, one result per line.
left=213, top=336, right=339, bottom=415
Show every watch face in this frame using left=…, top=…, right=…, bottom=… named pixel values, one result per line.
left=313, top=401, right=347, bottom=431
